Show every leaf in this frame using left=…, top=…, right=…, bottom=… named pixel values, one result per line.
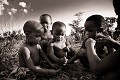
left=8, top=66, right=18, bottom=78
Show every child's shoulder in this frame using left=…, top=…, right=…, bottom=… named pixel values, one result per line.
left=19, top=44, right=31, bottom=54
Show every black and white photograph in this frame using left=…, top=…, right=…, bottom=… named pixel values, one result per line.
left=0, top=0, right=120, bottom=80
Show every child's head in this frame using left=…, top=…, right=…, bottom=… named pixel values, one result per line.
left=40, top=14, right=52, bottom=32
left=52, top=21, right=66, bottom=42
left=84, top=14, right=106, bottom=39
left=23, top=20, right=44, bottom=45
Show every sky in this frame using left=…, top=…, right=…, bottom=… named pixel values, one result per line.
left=0, top=0, right=116, bottom=35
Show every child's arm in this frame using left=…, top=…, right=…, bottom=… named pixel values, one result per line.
left=99, top=35, right=120, bottom=50
left=21, top=47, right=59, bottom=75
left=67, top=48, right=89, bottom=69
left=67, top=53, right=77, bottom=64
left=67, top=39, right=86, bottom=64
left=67, top=48, right=84, bottom=63
left=37, top=44, right=58, bottom=69
left=47, top=42, right=65, bottom=64
left=106, top=37, right=120, bottom=50
left=85, top=38, right=120, bottom=75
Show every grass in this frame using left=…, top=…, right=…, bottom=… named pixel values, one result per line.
left=0, top=38, right=97, bottom=80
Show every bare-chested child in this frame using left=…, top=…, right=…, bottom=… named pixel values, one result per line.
left=69, top=15, right=120, bottom=80
left=18, top=20, right=59, bottom=76
left=68, top=15, right=114, bottom=67
left=84, top=15, right=120, bottom=80
left=39, top=14, right=53, bottom=40
left=39, top=14, right=54, bottom=55
left=47, top=21, right=75, bottom=68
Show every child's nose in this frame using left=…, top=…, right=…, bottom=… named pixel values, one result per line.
left=42, top=23, right=48, bottom=27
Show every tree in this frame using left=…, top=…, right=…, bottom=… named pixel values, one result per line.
left=69, top=12, right=85, bottom=43
left=104, top=17, right=117, bottom=37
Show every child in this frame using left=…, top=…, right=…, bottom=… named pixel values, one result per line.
left=18, top=20, right=59, bottom=76
left=76, top=15, right=120, bottom=80
left=39, top=14, right=53, bottom=55
left=39, top=14, right=53, bottom=40
left=68, top=15, right=114, bottom=67
left=47, top=21, right=75, bottom=68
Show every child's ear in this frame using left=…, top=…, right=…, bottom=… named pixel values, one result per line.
left=25, top=32, right=29, bottom=36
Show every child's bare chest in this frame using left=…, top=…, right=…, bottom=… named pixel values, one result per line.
left=53, top=42, right=67, bottom=58
left=54, top=42, right=66, bottom=49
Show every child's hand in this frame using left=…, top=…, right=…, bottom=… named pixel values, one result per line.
left=48, top=68, right=61, bottom=75
left=61, top=57, right=68, bottom=65
left=58, top=57, right=67, bottom=65
left=50, top=63, right=60, bottom=70
left=63, top=57, right=68, bottom=65
left=37, top=44, right=41, bottom=49
left=85, top=38, right=96, bottom=47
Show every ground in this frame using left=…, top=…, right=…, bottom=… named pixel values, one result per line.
left=0, top=39, right=97, bottom=80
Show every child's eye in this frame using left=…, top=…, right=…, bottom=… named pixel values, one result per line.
left=61, top=34, right=64, bottom=36
left=54, top=33, right=64, bottom=36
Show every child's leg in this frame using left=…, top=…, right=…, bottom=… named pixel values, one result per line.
left=67, top=48, right=76, bottom=59
left=79, top=56, right=89, bottom=69
left=101, top=71, right=120, bottom=80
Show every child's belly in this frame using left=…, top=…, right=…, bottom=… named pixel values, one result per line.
left=54, top=47, right=67, bottom=58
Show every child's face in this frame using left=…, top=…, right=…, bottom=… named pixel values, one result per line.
left=40, top=16, right=52, bottom=32
left=26, top=31, right=43, bottom=45
left=84, top=21, right=98, bottom=39
left=52, top=26, right=66, bottom=42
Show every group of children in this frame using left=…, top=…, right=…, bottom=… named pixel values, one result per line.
left=18, top=14, right=75, bottom=77
left=17, top=0, right=120, bottom=79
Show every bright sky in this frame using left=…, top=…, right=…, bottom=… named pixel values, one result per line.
left=0, top=0, right=117, bottom=35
